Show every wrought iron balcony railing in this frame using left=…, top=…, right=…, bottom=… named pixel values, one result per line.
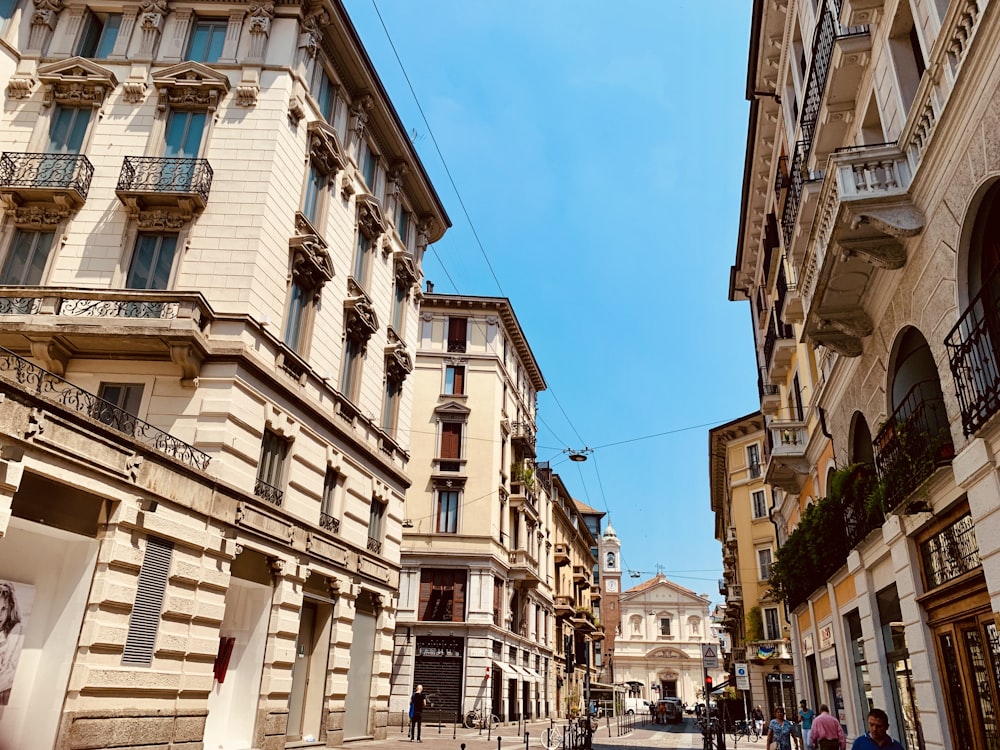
left=945, top=266, right=1000, bottom=437
left=117, top=156, right=213, bottom=204
left=0, top=345, right=210, bottom=472
left=763, top=310, right=794, bottom=372
left=873, top=381, right=955, bottom=513
left=367, top=536, right=383, bottom=555
left=319, top=512, right=340, bottom=533
left=0, top=151, right=95, bottom=202
left=254, top=478, right=283, bottom=506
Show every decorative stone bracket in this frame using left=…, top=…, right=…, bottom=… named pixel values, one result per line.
left=344, top=280, right=378, bottom=343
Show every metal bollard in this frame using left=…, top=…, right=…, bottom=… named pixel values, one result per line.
left=454, top=713, right=459, bottom=739
left=498, top=736, right=503, bottom=750
left=524, top=731, right=529, bottom=750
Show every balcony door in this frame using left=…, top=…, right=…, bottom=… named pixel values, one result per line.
left=163, top=110, right=206, bottom=190
left=36, top=106, right=91, bottom=185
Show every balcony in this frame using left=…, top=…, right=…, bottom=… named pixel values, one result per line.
left=319, top=512, right=340, bottom=534
left=764, top=420, right=811, bottom=493
left=718, top=578, right=727, bottom=596
left=0, top=288, right=210, bottom=385
left=776, top=262, right=803, bottom=325
left=367, top=536, right=383, bottom=555
left=571, top=607, right=597, bottom=633
left=946, top=267, right=1000, bottom=437
left=758, top=367, right=780, bottom=415
left=800, top=143, right=923, bottom=357
left=873, top=382, right=954, bottom=514
left=726, top=585, right=743, bottom=603
left=780, top=140, right=825, bottom=260
left=0, top=152, right=94, bottom=213
left=763, top=310, right=795, bottom=382
left=0, top=345, right=210, bottom=472
left=554, top=543, right=570, bottom=567
left=116, top=156, right=213, bottom=214
left=510, top=421, right=537, bottom=457
left=254, top=478, right=283, bottom=506
left=746, top=639, right=792, bottom=660
left=572, top=565, right=588, bottom=583
left=508, top=548, right=541, bottom=588
left=554, top=596, right=574, bottom=616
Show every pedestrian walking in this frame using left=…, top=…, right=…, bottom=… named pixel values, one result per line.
left=753, top=705, right=765, bottom=736
left=799, top=701, right=815, bottom=750
left=850, top=709, right=904, bottom=750
left=409, top=684, right=426, bottom=742
left=810, top=704, right=845, bottom=750
left=767, top=706, right=795, bottom=750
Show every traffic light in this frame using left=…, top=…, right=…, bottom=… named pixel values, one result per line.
left=704, top=675, right=713, bottom=697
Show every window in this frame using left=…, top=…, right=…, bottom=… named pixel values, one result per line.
left=320, top=467, right=339, bottom=533
left=0, top=0, right=16, bottom=29
left=95, top=383, right=144, bottom=430
left=747, top=443, right=761, bottom=477
left=391, top=278, right=407, bottom=332
left=302, top=163, right=327, bottom=226
left=659, top=617, right=671, bottom=636
left=47, top=105, right=91, bottom=154
left=255, top=428, right=288, bottom=503
left=339, top=336, right=363, bottom=400
left=1, top=230, right=55, bottom=285
left=368, top=499, right=386, bottom=544
left=396, top=206, right=410, bottom=247
left=888, top=6, right=925, bottom=115
left=447, top=318, right=467, bottom=353
left=77, top=11, right=121, bottom=58
left=752, top=489, right=768, bottom=519
left=440, top=421, right=462, bottom=462
left=381, top=377, right=401, bottom=435
left=127, top=234, right=177, bottom=290
left=122, top=535, right=174, bottom=666
left=164, top=110, right=206, bottom=159
left=352, top=232, right=372, bottom=284
left=758, top=548, right=773, bottom=580
left=186, top=20, right=227, bottom=63
left=445, top=364, right=465, bottom=395
left=437, top=490, right=459, bottom=533
left=764, top=607, right=781, bottom=640
left=419, top=569, right=466, bottom=622
left=361, top=141, right=378, bottom=193
left=792, top=372, right=804, bottom=421
left=309, top=65, right=336, bottom=122
left=283, top=281, right=308, bottom=351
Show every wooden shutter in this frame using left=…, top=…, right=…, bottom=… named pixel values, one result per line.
left=122, top=535, right=174, bottom=666
left=452, top=571, right=466, bottom=622
left=440, top=422, right=461, bottom=459
left=418, top=570, right=433, bottom=621
left=453, top=366, right=465, bottom=394
left=447, top=318, right=467, bottom=351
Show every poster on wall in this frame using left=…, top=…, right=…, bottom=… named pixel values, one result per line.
left=0, top=579, right=35, bottom=706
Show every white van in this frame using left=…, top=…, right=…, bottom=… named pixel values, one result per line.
left=623, top=696, right=648, bottom=715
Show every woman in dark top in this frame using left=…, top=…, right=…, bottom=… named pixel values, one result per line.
left=409, top=684, right=426, bottom=742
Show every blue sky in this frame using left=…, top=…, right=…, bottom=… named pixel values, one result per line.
left=346, top=1, right=758, bottom=601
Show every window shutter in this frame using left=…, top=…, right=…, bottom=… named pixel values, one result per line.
left=454, top=366, right=464, bottom=394
left=122, top=535, right=174, bottom=666
left=452, top=572, right=465, bottom=622
left=441, top=423, right=461, bottom=459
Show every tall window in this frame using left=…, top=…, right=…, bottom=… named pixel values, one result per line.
left=752, top=489, right=768, bottom=519
left=445, top=364, right=465, bottom=395
left=164, top=110, right=206, bottom=159
left=309, top=65, right=336, bottom=122
left=320, top=467, right=339, bottom=533
left=747, top=443, right=761, bottom=477
left=437, top=490, right=459, bottom=533
left=1, top=230, right=55, bottom=285
left=352, top=232, right=371, bottom=284
left=302, top=163, right=327, bottom=226
left=283, top=281, right=308, bottom=352
left=255, top=428, right=288, bottom=504
left=396, top=206, right=410, bottom=247
left=381, top=377, right=401, bottom=435
left=77, top=11, right=121, bottom=58
left=361, top=142, right=377, bottom=193
left=127, top=234, right=177, bottom=290
left=758, top=548, right=773, bottom=580
left=186, top=20, right=227, bottom=63
left=764, top=607, right=781, bottom=640
left=419, top=569, right=466, bottom=622
left=368, top=499, right=386, bottom=544
left=391, top=279, right=407, bottom=332
left=447, top=317, right=467, bottom=353
left=440, top=421, right=462, bottom=470
left=47, top=105, right=91, bottom=154
left=659, top=617, right=671, bottom=636
left=339, top=336, right=363, bottom=400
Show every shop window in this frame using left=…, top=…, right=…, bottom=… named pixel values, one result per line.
left=122, top=536, right=174, bottom=666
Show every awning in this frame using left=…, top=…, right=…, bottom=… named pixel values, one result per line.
left=510, top=665, right=531, bottom=678
left=522, top=666, right=542, bottom=680
left=492, top=661, right=518, bottom=676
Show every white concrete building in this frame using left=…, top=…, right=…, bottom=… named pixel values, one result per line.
left=0, top=0, right=448, bottom=747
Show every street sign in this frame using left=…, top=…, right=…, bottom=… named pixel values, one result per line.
left=735, top=662, right=750, bottom=691
left=701, top=643, right=719, bottom=669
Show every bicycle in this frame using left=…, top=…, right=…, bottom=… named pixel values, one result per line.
left=731, top=718, right=761, bottom=743
left=463, top=707, right=499, bottom=729
left=540, top=717, right=596, bottom=750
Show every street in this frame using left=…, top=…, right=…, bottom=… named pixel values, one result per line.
left=356, top=717, right=714, bottom=750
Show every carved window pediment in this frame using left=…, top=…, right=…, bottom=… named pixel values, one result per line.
left=307, top=120, right=346, bottom=175
left=356, top=193, right=386, bottom=238
left=434, top=400, right=471, bottom=418
left=289, top=234, right=334, bottom=291
left=385, top=336, right=412, bottom=382
left=393, top=249, right=418, bottom=288
left=344, top=284, right=378, bottom=342
left=38, top=57, right=118, bottom=107
left=153, top=62, right=231, bottom=111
